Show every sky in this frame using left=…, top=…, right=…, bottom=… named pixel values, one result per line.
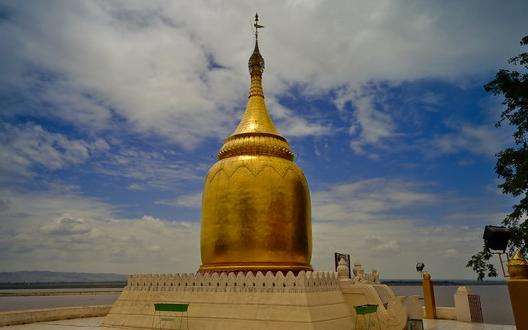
left=1, top=1, right=527, bottom=279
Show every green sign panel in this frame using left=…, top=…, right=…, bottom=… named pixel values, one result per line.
left=154, top=303, right=189, bottom=312
left=354, top=304, right=378, bottom=315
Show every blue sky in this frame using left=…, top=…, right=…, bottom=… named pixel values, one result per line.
left=1, top=1, right=527, bottom=278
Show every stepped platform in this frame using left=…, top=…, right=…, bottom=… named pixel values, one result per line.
left=103, top=271, right=352, bottom=329
left=0, top=316, right=516, bottom=329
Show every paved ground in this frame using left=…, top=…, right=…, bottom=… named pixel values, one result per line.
left=0, top=317, right=517, bottom=329
left=423, top=320, right=516, bottom=330
left=1, top=317, right=103, bottom=329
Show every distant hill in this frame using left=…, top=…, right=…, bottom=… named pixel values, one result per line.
left=0, top=271, right=506, bottom=286
left=0, top=271, right=127, bottom=283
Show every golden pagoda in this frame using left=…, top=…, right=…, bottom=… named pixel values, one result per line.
left=199, top=14, right=312, bottom=273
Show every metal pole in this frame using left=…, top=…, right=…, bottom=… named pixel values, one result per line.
left=498, top=253, right=507, bottom=277
left=422, top=271, right=437, bottom=319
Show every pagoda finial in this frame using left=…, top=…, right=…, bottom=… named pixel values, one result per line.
left=224, top=13, right=282, bottom=138
left=249, top=13, right=265, bottom=77
left=254, top=13, right=264, bottom=42
left=248, top=13, right=265, bottom=85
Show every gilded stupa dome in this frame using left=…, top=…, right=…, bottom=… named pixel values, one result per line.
left=199, top=14, right=312, bottom=273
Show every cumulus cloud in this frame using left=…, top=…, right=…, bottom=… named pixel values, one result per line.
left=266, top=98, right=331, bottom=138
left=156, top=192, right=202, bottom=209
left=334, top=86, right=396, bottom=155
left=365, top=236, right=402, bottom=255
left=1, top=1, right=525, bottom=147
left=311, top=219, right=492, bottom=279
left=0, top=122, right=205, bottom=189
left=0, top=188, right=200, bottom=274
left=312, top=178, right=437, bottom=222
left=93, top=147, right=206, bottom=190
left=0, top=1, right=524, bottom=279
left=309, top=178, right=509, bottom=278
left=433, top=124, right=510, bottom=157
left=0, top=177, right=507, bottom=278
left=40, top=217, right=93, bottom=236
left=0, top=123, right=108, bottom=178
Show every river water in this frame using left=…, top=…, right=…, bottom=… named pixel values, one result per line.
left=0, top=285, right=515, bottom=325
left=0, top=293, right=119, bottom=312
left=391, top=285, right=514, bottom=325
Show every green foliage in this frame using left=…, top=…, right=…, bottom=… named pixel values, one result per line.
left=466, top=248, right=498, bottom=281
left=467, top=35, right=528, bottom=279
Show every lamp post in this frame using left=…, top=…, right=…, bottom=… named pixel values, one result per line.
left=483, top=225, right=511, bottom=277
left=417, top=262, right=436, bottom=319
left=482, top=225, right=528, bottom=328
left=416, top=262, right=425, bottom=273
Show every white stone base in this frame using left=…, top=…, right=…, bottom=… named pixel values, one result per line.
left=102, top=271, right=353, bottom=329
left=338, top=279, right=407, bottom=330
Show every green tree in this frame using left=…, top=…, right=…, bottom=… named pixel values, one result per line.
left=467, top=35, right=528, bottom=280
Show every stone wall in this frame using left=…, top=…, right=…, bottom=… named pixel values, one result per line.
left=104, top=271, right=354, bottom=329
left=126, top=270, right=340, bottom=292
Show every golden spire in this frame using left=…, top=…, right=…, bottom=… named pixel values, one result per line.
left=218, top=14, right=294, bottom=161
left=230, top=13, right=279, bottom=136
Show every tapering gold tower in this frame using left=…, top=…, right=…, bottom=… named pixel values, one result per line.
left=199, top=15, right=312, bottom=273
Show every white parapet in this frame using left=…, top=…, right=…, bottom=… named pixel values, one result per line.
left=125, top=270, right=339, bottom=292
left=103, top=271, right=354, bottom=329
left=454, top=286, right=472, bottom=322
left=338, top=279, right=407, bottom=330
left=454, top=286, right=483, bottom=323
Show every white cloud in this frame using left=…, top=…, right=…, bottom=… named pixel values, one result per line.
left=0, top=178, right=506, bottom=278
left=267, top=98, right=331, bottom=138
left=93, top=148, right=206, bottom=190
left=308, top=178, right=507, bottom=278
left=444, top=211, right=506, bottom=225
left=0, top=1, right=524, bottom=278
left=0, top=123, right=108, bottom=178
left=38, top=82, right=114, bottom=130
left=365, top=236, right=401, bottom=255
left=41, top=217, right=93, bottom=236
left=335, top=87, right=395, bottom=155
left=1, top=1, right=525, bottom=147
left=0, top=188, right=200, bottom=274
left=312, top=178, right=437, bottom=222
left=156, top=192, right=202, bottom=209
left=311, top=220, right=490, bottom=279
left=433, top=124, right=510, bottom=157
left=127, top=183, right=144, bottom=191
left=0, top=123, right=204, bottom=189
